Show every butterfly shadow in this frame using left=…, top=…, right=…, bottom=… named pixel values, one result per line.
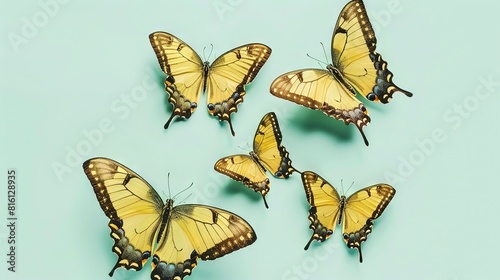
left=221, top=180, right=264, bottom=207
left=287, top=109, right=355, bottom=144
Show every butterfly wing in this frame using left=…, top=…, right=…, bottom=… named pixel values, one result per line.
left=151, top=204, right=256, bottom=280
left=82, top=158, right=164, bottom=276
left=343, top=184, right=395, bottom=262
left=332, top=0, right=412, bottom=103
left=214, top=155, right=270, bottom=208
left=253, top=112, right=297, bottom=178
left=301, top=171, right=342, bottom=250
left=149, top=32, right=205, bottom=129
left=207, top=43, right=272, bottom=135
left=270, top=69, right=371, bottom=145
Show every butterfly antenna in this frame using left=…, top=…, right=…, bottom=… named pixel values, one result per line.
left=173, top=182, right=194, bottom=201
left=320, top=42, right=329, bottom=63
left=306, top=53, right=328, bottom=67
left=177, top=193, right=193, bottom=205
left=202, top=45, right=207, bottom=61
left=209, top=44, right=214, bottom=60
left=236, top=142, right=252, bottom=155
left=167, top=172, right=172, bottom=199
left=345, top=181, right=355, bottom=196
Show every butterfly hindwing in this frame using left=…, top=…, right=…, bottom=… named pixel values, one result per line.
left=270, top=69, right=371, bottom=145
left=83, top=158, right=257, bottom=280
left=301, top=171, right=395, bottom=262
left=150, top=32, right=271, bottom=135
left=207, top=43, right=272, bottom=135
left=83, top=158, right=163, bottom=275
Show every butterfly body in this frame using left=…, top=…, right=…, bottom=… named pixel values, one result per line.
left=83, top=158, right=256, bottom=280
left=301, top=171, right=395, bottom=262
left=270, top=0, right=412, bottom=145
left=214, top=112, right=298, bottom=208
left=150, top=32, right=271, bottom=135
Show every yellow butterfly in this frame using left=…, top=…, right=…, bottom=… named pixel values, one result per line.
left=83, top=157, right=256, bottom=280
left=301, top=171, right=395, bottom=262
left=270, top=0, right=412, bottom=146
left=214, top=112, right=299, bottom=208
left=149, top=31, right=272, bottom=135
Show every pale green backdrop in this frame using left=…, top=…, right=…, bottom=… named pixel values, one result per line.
left=1, top=0, right=499, bottom=280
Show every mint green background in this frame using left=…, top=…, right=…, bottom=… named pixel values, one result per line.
left=1, top=0, right=499, bottom=279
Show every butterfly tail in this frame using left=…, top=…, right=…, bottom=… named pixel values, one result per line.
left=108, top=262, right=121, bottom=277
left=357, top=126, right=369, bottom=146
left=164, top=113, right=176, bottom=129
left=304, top=235, right=315, bottom=250
left=261, top=194, right=269, bottom=209
left=292, top=166, right=301, bottom=175
left=227, top=118, right=236, bottom=136
left=357, top=246, right=363, bottom=263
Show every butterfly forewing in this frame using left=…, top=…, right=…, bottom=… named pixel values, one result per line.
left=270, top=69, right=371, bottom=145
left=149, top=32, right=205, bottom=128
left=214, top=154, right=270, bottom=207
left=332, top=0, right=412, bottom=103
left=83, top=158, right=164, bottom=275
left=207, top=43, right=271, bottom=135
left=253, top=112, right=296, bottom=178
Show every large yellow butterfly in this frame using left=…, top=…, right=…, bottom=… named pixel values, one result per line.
left=301, top=171, right=395, bottom=262
left=82, top=157, right=256, bottom=280
left=149, top=32, right=272, bottom=135
left=214, top=112, right=299, bottom=208
left=270, top=0, right=412, bottom=146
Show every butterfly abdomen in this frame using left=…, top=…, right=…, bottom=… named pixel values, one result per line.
left=327, top=64, right=357, bottom=95
left=155, top=199, right=174, bottom=244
